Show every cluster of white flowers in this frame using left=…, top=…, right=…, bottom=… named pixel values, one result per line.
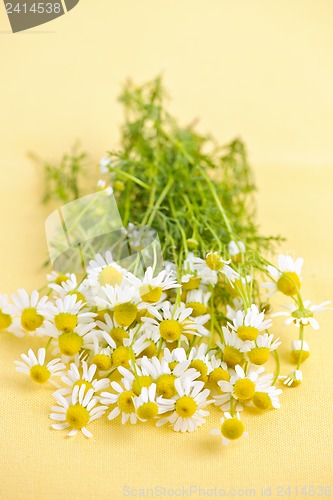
left=0, top=247, right=329, bottom=444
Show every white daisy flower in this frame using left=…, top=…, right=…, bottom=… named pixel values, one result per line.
left=225, top=299, right=244, bottom=321
left=56, top=359, right=110, bottom=397
left=96, top=313, right=130, bottom=348
left=262, top=254, right=303, bottom=297
left=229, top=304, right=272, bottom=342
left=134, top=384, right=162, bottom=421
left=46, top=271, right=71, bottom=286
left=51, top=384, right=107, bottom=438
left=272, top=300, right=331, bottom=330
left=99, top=155, right=112, bottom=174
left=211, top=412, right=248, bottom=445
left=97, top=179, right=113, bottom=196
left=251, top=385, right=282, bottom=410
left=49, top=274, right=92, bottom=305
left=217, top=328, right=248, bottom=368
left=290, top=339, right=310, bottom=363
left=192, top=252, right=239, bottom=284
left=7, top=289, right=53, bottom=337
left=125, top=266, right=180, bottom=304
left=98, top=284, right=140, bottom=327
left=156, top=378, right=211, bottom=432
left=244, top=333, right=281, bottom=365
left=185, top=288, right=211, bottom=317
left=138, top=354, right=199, bottom=398
left=100, top=380, right=138, bottom=424
left=228, top=241, right=245, bottom=257
left=219, top=364, right=265, bottom=403
left=279, top=369, right=303, bottom=387
left=143, top=302, right=208, bottom=344
left=0, top=294, right=12, bottom=331
left=87, top=251, right=126, bottom=290
left=15, top=348, right=65, bottom=386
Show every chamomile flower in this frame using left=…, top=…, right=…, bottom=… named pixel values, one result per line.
left=211, top=412, right=248, bottom=445
left=49, top=274, right=91, bottom=305
left=100, top=380, right=138, bottom=424
left=87, top=251, right=126, bottom=289
left=217, top=328, right=248, bottom=368
left=228, top=240, right=246, bottom=257
left=97, top=313, right=129, bottom=347
left=7, top=289, right=52, bottom=337
left=157, top=378, right=211, bottom=432
left=219, top=364, right=265, bottom=403
left=51, top=384, right=107, bottom=438
left=125, top=266, right=179, bottom=304
left=46, top=271, right=71, bottom=286
left=56, top=359, right=110, bottom=397
left=97, top=179, right=113, bottom=196
left=138, top=354, right=199, bottom=398
left=272, top=300, right=331, bottom=330
left=183, top=252, right=217, bottom=286
left=262, top=254, right=303, bottom=297
left=185, top=288, right=211, bottom=317
left=98, top=284, right=140, bottom=327
left=15, top=348, right=65, bottom=386
left=143, top=302, right=208, bottom=344
left=251, top=385, right=282, bottom=410
left=134, top=384, right=161, bottom=421
left=280, top=369, right=303, bottom=387
left=0, top=294, right=12, bottom=331
left=99, top=155, right=112, bottom=174
left=191, top=252, right=239, bottom=284
left=229, top=304, right=272, bottom=342
left=291, top=339, right=310, bottom=363
left=244, top=333, right=281, bottom=365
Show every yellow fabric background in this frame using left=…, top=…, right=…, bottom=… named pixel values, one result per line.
left=0, top=1, right=332, bottom=498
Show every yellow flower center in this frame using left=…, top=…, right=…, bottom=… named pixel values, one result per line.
left=223, top=346, right=244, bottom=367
left=55, top=274, right=70, bottom=285
left=138, top=340, right=157, bottom=359
left=186, top=302, right=207, bottom=317
left=91, top=354, right=112, bottom=371
left=159, top=319, right=183, bottom=341
left=221, top=418, right=244, bottom=440
left=205, top=253, right=223, bottom=271
left=109, top=327, right=128, bottom=347
left=21, top=307, right=44, bottom=332
left=114, top=180, right=125, bottom=191
left=95, top=308, right=112, bottom=322
left=277, top=272, right=301, bottom=296
left=98, top=266, right=123, bottom=287
left=74, top=380, right=94, bottom=392
left=291, top=349, right=310, bottom=363
left=132, top=376, right=153, bottom=396
left=69, top=291, right=86, bottom=304
left=182, top=276, right=201, bottom=291
left=189, top=359, right=208, bottom=383
left=291, top=308, right=313, bottom=320
left=208, top=367, right=230, bottom=387
left=111, top=346, right=131, bottom=368
left=156, top=374, right=176, bottom=398
left=234, top=378, right=255, bottom=401
left=30, top=365, right=50, bottom=383
left=247, top=347, right=270, bottom=365
left=175, top=395, right=197, bottom=418
left=139, top=285, right=163, bottom=303
left=252, top=392, right=272, bottom=410
left=114, top=302, right=138, bottom=327
left=237, top=325, right=259, bottom=341
left=117, top=391, right=135, bottom=413
left=0, top=309, right=12, bottom=330
left=54, top=313, right=78, bottom=333
left=137, top=402, right=159, bottom=420
left=168, top=361, right=179, bottom=371
left=58, top=332, right=83, bottom=356
left=66, top=404, right=90, bottom=429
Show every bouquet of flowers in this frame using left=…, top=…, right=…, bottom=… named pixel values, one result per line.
left=2, top=77, right=329, bottom=444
